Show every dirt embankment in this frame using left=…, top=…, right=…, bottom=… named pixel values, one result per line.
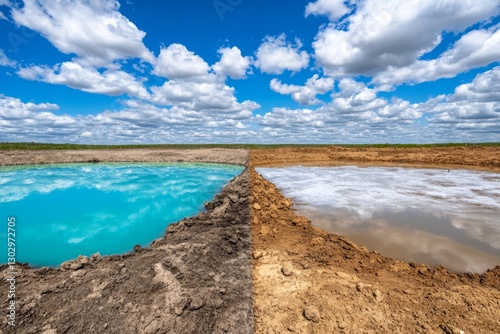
left=251, top=146, right=500, bottom=172
left=0, top=148, right=248, bottom=166
left=1, top=169, right=254, bottom=334
left=250, top=148, right=500, bottom=334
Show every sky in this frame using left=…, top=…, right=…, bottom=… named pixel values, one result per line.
left=0, top=0, right=499, bottom=144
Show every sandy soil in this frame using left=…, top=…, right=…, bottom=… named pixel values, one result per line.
left=0, top=148, right=248, bottom=167
left=250, top=147, right=500, bottom=334
left=0, top=162, right=253, bottom=333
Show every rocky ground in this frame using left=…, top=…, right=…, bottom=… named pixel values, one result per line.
left=0, top=169, right=254, bottom=334
left=250, top=147, right=500, bottom=334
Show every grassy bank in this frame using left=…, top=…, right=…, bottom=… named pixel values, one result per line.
left=0, top=142, right=499, bottom=150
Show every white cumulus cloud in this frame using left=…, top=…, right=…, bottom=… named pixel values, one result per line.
left=11, top=0, right=154, bottom=66
left=331, top=78, right=387, bottom=114
left=0, top=94, right=82, bottom=142
left=312, top=0, right=500, bottom=77
left=270, top=75, right=334, bottom=105
left=452, top=66, right=500, bottom=102
left=258, top=69, right=500, bottom=143
left=255, top=34, right=310, bottom=75
left=374, top=26, right=500, bottom=86
left=154, top=44, right=210, bottom=79
left=150, top=76, right=259, bottom=118
left=0, top=94, right=260, bottom=144
left=421, top=66, right=500, bottom=136
left=212, top=46, right=251, bottom=80
left=17, top=61, right=150, bottom=99
left=305, top=0, right=355, bottom=21
left=13, top=39, right=260, bottom=126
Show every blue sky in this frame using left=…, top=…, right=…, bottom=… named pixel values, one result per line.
left=0, top=0, right=499, bottom=144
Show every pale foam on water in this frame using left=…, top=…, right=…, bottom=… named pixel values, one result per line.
left=257, top=166, right=500, bottom=273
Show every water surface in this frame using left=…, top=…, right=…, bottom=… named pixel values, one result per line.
left=0, top=163, right=243, bottom=267
left=257, top=166, right=500, bottom=273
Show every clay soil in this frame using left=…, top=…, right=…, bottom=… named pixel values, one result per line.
left=250, top=147, right=500, bottom=334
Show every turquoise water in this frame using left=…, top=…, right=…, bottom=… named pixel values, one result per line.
left=0, top=163, right=243, bottom=267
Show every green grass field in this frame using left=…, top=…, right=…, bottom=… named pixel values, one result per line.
left=0, top=142, right=499, bottom=150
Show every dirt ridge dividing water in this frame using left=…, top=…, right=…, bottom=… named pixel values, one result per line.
left=0, top=168, right=254, bottom=334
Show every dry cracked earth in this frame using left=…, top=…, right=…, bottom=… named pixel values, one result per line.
left=0, top=147, right=499, bottom=334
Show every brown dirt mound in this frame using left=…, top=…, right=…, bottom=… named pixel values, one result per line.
left=1, top=170, right=254, bottom=334
left=250, top=149, right=500, bottom=333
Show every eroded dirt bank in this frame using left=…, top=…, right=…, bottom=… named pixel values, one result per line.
left=0, top=169, right=254, bottom=334
left=250, top=148, right=500, bottom=334
left=0, top=148, right=248, bottom=166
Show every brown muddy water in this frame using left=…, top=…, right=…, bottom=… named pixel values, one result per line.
left=257, top=166, right=500, bottom=273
